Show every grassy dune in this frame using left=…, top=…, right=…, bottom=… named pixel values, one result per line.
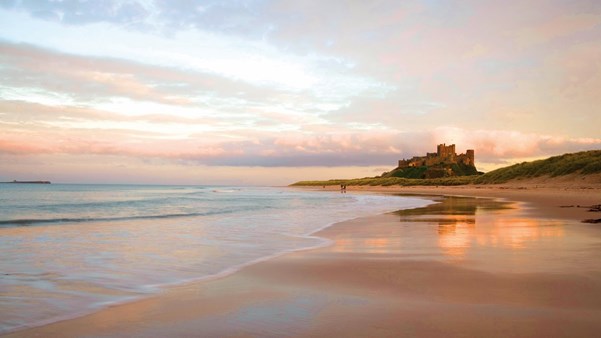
left=473, top=150, right=601, bottom=184
left=290, top=150, right=601, bottom=187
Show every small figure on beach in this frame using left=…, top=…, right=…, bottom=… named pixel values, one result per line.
left=340, top=184, right=347, bottom=193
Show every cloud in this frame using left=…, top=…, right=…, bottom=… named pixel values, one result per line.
left=0, top=0, right=151, bottom=26
left=1, top=1, right=600, bottom=184
left=432, top=127, right=601, bottom=162
left=2, top=118, right=599, bottom=169
left=0, top=41, right=278, bottom=107
left=512, top=12, right=601, bottom=47
left=0, top=40, right=390, bottom=127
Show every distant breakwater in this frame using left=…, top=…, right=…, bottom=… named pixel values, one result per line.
left=2, top=180, right=51, bottom=184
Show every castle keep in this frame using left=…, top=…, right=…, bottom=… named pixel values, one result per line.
left=398, top=144, right=475, bottom=168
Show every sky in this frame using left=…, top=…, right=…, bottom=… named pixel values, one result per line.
left=1, top=0, right=600, bottom=185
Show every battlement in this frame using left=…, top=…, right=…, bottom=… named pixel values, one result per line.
left=398, top=144, right=475, bottom=168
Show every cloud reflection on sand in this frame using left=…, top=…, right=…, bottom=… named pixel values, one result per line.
left=323, top=195, right=583, bottom=274
left=437, top=215, right=564, bottom=259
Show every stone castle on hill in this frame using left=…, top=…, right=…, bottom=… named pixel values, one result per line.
left=398, top=143, right=475, bottom=168
left=382, top=143, right=478, bottom=179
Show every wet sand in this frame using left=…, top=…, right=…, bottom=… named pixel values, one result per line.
left=5, top=187, right=601, bottom=337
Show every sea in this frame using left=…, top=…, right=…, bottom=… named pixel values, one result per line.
left=0, top=183, right=432, bottom=333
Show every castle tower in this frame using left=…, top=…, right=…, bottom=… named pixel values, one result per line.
left=436, top=144, right=445, bottom=157
left=448, top=144, right=456, bottom=160
left=437, top=143, right=456, bottom=162
left=466, top=149, right=475, bottom=166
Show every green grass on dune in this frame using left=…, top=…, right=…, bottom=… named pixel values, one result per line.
left=382, top=163, right=479, bottom=179
left=473, top=150, right=601, bottom=184
left=290, top=176, right=475, bottom=187
left=383, top=166, right=428, bottom=179
left=290, top=150, right=601, bottom=187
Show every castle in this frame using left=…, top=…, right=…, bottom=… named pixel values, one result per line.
left=398, top=144, right=475, bottom=168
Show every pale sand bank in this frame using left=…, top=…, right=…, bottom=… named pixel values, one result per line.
left=5, top=187, right=601, bottom=337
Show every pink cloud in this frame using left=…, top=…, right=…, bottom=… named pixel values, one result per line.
left=0, top=100, right=226, bottom=125
left=512, top=13, right=601, bottom=47
left=2, top=123, right=598, bottom=170
left=0, top=139, right=50, bottom=155
left=432, top=127, right=601, bottom=161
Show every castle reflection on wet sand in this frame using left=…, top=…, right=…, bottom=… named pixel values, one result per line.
left=327, top=195, right=593, bottom=274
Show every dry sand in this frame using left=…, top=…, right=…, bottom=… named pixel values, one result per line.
left=5, top=184, right=601, bottom=337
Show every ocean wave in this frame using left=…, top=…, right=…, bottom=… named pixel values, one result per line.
left=212, top=189, right=239, bottom=193
left=6, top=195, right=213, bottom=210
left=0, top=209, right=242, bottom=227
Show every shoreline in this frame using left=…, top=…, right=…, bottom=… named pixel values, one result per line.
left=4, top=186, right=601, bottom=337
left=295, top=184, right=601, bottom=222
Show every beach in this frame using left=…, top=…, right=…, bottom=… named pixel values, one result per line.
left=3, top=1, right=601, bottom=337
left=4, top=185, right=601, bottom=337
